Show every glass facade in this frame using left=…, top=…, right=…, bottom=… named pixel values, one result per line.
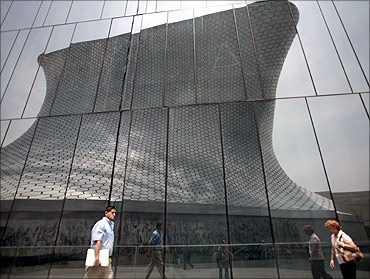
left=0, top=1, right=369, bottom=278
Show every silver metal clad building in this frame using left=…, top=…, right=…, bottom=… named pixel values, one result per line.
left=0, top=1, right=369, bottom=278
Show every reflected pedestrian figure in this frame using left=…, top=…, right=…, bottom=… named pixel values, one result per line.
left=183, top=246, right=194, bottom=270
left=302, top=225, right=333, bottom=279
left=145, top=223, right=166, bottom=279
left=214, top=240, right=232, bottom=279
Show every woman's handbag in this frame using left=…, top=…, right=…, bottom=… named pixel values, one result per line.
left=337, top=236, right=364, bottom=264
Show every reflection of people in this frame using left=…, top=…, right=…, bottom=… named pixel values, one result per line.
left=214, top=241, right=232, bottom=279
left=325, top=220, right=357, bottom=279
left=183, top=246, right=194, bottom=270
left=302, top=225, right=333, bottom=279
left=84, top=206, right=116, bottom=279
left=145, top=223, right=166, bottom=279
left=257, top=240, right=266, bottom=259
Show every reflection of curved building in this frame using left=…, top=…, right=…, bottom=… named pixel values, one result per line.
left=0, top=1, right=333, bottom=211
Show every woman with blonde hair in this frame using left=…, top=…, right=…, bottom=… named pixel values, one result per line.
left=324, top=220, right=357, bottom=279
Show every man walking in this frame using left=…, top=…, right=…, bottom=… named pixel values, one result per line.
left=302, top=225, right=333, bottom=279
left=84, top=206, right=116, bottom=279
left=145, top=222, right=166, bottom=279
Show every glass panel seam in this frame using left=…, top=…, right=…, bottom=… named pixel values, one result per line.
left=331, top=0, right=370, bottom=88
left=217, top=104, right=234, bottom=278
left=316, top=0, right=354, bottom=94
left=46, top=114, right=83, bottom=279
left=251, top=101, right=280, bottom=279
left=245, top=4, right=266, bottom=99
left=232, top=6, right=248, bottom=100
left=304, top=97, right=340, bottom=221
left=286, top=1, right=318, bottom=96
left=0, top=118, right=40, bottom=242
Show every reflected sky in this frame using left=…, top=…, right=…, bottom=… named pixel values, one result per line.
left=0, top=1, right=369, bottom=193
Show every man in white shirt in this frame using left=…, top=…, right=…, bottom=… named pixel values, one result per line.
left=84, top=206, right=116, bottom=279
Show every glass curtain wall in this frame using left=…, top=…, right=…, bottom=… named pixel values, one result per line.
left=1, top=1, right=369, bottom=279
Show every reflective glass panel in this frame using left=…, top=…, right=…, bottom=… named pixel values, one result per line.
left=157, top=0, right=180, bottom=12
left=44, top=0, right=72, bottom=26
left=0, top=0, right=12, bottom=24
left=1, top=26, right=52, bottom=120
left=146, top=0, right=157, bottom=13
left=101, top=0, right=127, bottom=19
left=32, top=0, right=52, bottom=28
left=249, top=1, right=312, bottom=99
left=361, top=93, right=369, bottom=116
left=138, top=0, right=147, bottom=14
left=1, top=30, right=18, bottom=71
left=49, top=246, right=87, bottom=278
left=66, top=1, right=104, bottom=23
left=0, top=119, right=10, bottom=146
left=132, top=13, right=167, bottom=109
left=318, top=1, right=369, bottom=93
left=23, top=24, right=75, bottom=119
left=166, top=105, right=228, bottom=277
left=181, top=1, right=206, bottom=10
left=16, top=115, right=81, bottom=200
left=290, top=1, right=351, bottom=95
left=33, top=24, right=75, bottom=118
left=50, top=20, right=110, bottom=116
left=9, top=247, right=53, bottom=277
left=231, top=244, right=277, bottom=278
left=94, top=17, right=133, bottom=112
left=1, top=1, right=41, bottom=31
left=125, top=0, right=138, bottom=16
left=114, top=109, right=166, bottom=265
left=0, top=247, right=16, bottom=278
left=333, top=0, right=370, bottom=85
left=165, top=9, right=195, bottom=106
left=255, top=98, right=338, bottom=278
left=194, top=5, right=245, bottom=103
left=233, top=3, right=261, bottom=100
left=0, top=118, right=37, bottom=202
left=114, top=246, right=136, bottom=278
left=121, top=16, right=142, bottom=110
left=307, top=94, right=369, bottom=243
left=220, top=102, right=272, bottom=241
left=1, top=29, right=30, bottom=99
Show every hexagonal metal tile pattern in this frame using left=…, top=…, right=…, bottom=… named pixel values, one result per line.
left=132, top=25, right=166, bottom=109
left=66, top=112, right=120, bottom=200
left=249, top=0, right=299, bottom=99
left=165, top=19, right=195, bottom=106
left=0, top=1, right=335, bottom=212
left=168, top=105, right=225, bottom=205
left=94, top=34, right=131, bottom=112
left=123, top=109, right=167, bottom=202
left=110, top=111, right=131, bottom=202
left=255, top=100, right=334, bottom=210
left=234, top=6, right=263, bottom=100
left=37, top=49, right=70, bottom=116
left=16, top=115, right=81, bottom=199
left=194, top=9, right=246, bottom=103
left=220, top=102, right=268, bottom=207
left=121, top=34, right=140, bottom=110
left=50, top=39, right=107, bottom=115
left=0, top=122, right=37, bottom=200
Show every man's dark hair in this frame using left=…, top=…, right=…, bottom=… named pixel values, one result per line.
left=156, top=222, right=163, bottom=229
left=302, top=225, right=314, bottom=235
left=105, top=206, right=116, bottom=213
